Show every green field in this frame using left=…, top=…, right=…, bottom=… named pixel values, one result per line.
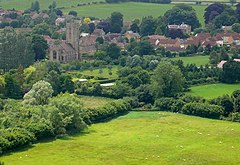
left=1, top=111, right=240, bottom=164
left=62, top=2, right=206, bottom=25
left=172, top=55, right=210, bottom=66
left=0, top=0, right=102, bottom=10
left=79, top=95, right=115, bottom=108
left=187, top=83, right=240, bottom=99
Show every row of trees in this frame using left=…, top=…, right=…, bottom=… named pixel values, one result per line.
left=0, top=28, right=49, bottom=72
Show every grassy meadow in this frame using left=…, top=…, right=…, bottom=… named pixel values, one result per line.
left=1, top=111, right=240, bottom=164
left=78, top=95, right=115, bottom=108
left=172, top=55, right=209, bottom=66
left=62, top=2, right=206, bottom=25
left=81, top=65, right=119, bottom=79
left=0, top=0, right=103, bottom=10
left=187, top=83, right=240, bottom=99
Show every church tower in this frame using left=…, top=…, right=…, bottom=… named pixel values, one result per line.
left=66, top=20, right=80, bottom=59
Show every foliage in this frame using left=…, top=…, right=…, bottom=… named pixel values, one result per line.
left=151, top=62, right=185, bottom=98
left=0, top=28, right=34, bottom=72
left=222, top=61, right=240, bottom=83
left=181, top=102, right=224, bottom=119
left=164, top=5, right=200, bottom=29
left=110, top=12, right=123, bottom=33
left=32, top=34, right=49, bottom=61
left=23, top=80, right=53, bottom=105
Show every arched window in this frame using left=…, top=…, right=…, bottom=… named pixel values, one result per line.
left=53, top=50, right=57, bottom=59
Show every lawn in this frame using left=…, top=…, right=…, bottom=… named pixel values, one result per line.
left=172, top=55, right=209, bottom=66
left=2, top=111, right=240, bottom=164
left=62, top=2, right=206, bottom=25
left=187, top=83, right=240, bottom=99
left=0, top=0, right=102, bottom=10
left=78, top=95, right=115, bottom=108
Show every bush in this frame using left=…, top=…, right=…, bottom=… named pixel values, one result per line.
left=154, top=97, right=176, bottom=111
left=228, top=112, right=240, bottom=122
left=181, top=102, right=224, bottom=119
left=86, top=100, right=131, bottom=123
left=0, top=128, right=36, bottom=152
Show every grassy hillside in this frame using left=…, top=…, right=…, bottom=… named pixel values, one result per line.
left=62, top=3, right=206, bottom=25
left=0, top=0, right=103, bottom=10
left=1, top=111, right=240, bottom=164
left=187, top=83, right=240, bottom=99
left=172, top=55, right=209, bottom=66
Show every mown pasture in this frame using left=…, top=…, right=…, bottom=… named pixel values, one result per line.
left=187, top=83, right=240, bottom=99
left=1, top=111, right=240, bottom=164
left=172, top=55, right=210, bottom=66
left=62, top=2, right=206, bottom=25
left=0, top=0, right=102, bottom=10
left=78, top=95, right=115, bottom=108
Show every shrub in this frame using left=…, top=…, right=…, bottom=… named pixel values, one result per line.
left=181, top=102, right=224, bottom=119
left=154, top=98, right=176, bottom=111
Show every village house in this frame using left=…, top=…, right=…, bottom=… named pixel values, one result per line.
left=168, top=23, right=191, bottom=33
left=217, top=59, right=240, bottom=68
left=79, top=35, right=97, bottom=55
left=92, top=29, right=105, bottom=37
left=125, top=31, right=141, bottom=42
left=55, top=17, right=65, bottom=26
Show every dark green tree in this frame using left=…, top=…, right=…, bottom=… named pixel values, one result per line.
left=32, top=34, right=49, bottom=61
left=110, top=12, right=123, bottom=33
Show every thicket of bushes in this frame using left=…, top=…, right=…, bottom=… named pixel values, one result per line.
left=154, top=92, right=240, bottom=122
left=0, top=95, right=131, bottom=154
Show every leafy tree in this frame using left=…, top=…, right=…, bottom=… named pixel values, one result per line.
left=164, top=5, right=200, bottom=29
left=209, top=51, right=221, bottom=64
left=96, top=21, right=111, bottom=33
left=31, top=1, right=40, bottom=11
left=23, top=80, right=54, bottom=105
left=213, top=12, right=237, bottom=28
left=0, top=28, right=34, bottom=72
left=4, top=73, right=22, bottom=99
left=130, top=22, right=140, bottom=33
left=211, top=95, right=234, bottom=116
left=32, top=34, right=49, bottom=61
left=59, top=74, right=75, bottom=93
left=222, top=61, right=240, bottom=83
left=234, top=95, right=240, bottom=112
left=88, top=22, right=95, bottom=33
left=32, top=23, right=53, bottom=36
left=232, top=23, right=240, bottom=33
left=50, top=93, right=86, bottom=133
left=166, top=29, right=184, bottom=39
left=110, top=12, right=123, bottom=33
left=106, top=43, right=121, bottom=59
left=56, top=9, right=63, bottom=16
left=151, top=62, right=185, bottom=98
left=140, top=16, right=156, bottom=36
left=126, top=55, right=142, bottom=68
left=138, top=40, right=155, bottom=55
left=204, top=3, right=225, bottom=24
left=96, top=37, right=104, bottom=44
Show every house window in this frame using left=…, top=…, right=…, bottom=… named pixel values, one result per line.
left=53, top=50, right=57, bottom=59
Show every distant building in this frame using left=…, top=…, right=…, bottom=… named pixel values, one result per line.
left=217, top=59, right=240, bottom=68
left=168, top=23, right=191, bottom=33
left=125, top=31, right=141, bottom=42
left=48, top=20, right=80, bottom=63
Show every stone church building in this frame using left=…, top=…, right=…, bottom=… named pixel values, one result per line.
left=48, top=21, right=80, bottom=63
